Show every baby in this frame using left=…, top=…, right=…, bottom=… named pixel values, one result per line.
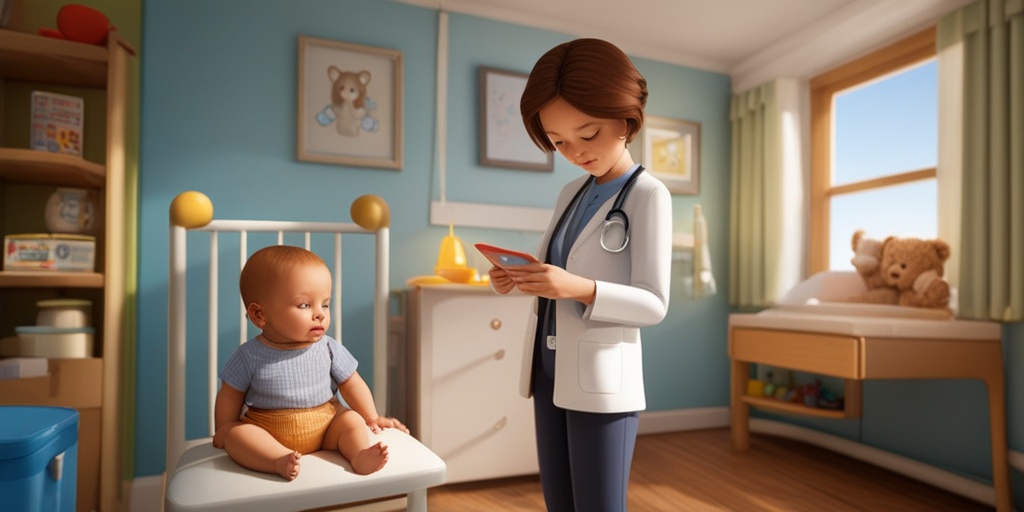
left=212, top=245, right=407, bottom=480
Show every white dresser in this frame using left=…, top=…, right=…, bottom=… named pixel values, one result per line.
left=396, top=285, right=539, bottom=484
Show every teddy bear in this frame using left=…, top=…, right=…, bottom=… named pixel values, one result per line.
left=881, top=236, right=952, bottom=309
left=846, top=234, right=952, bottom=310
left=327, top=67, right=371, bottom=137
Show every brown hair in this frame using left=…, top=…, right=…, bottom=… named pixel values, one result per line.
left=239, top=245, right=328, bottom=306
left=520, top=38, right=648, bottom=152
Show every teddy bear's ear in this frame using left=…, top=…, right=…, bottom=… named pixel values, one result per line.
left=852, top=230, right=865, bottom=251
left=358, top=70, right=372, bottom=86
left=932, top=239, right=951, bottom=263
left=328, top=65, right=342, bottom=81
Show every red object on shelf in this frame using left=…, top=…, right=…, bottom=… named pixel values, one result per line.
left=38, top=4, right=115, bottom=46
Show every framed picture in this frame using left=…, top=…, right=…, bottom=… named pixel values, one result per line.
left=297, top=35, right=403, bottom=169
left=478, top=66, right=553, bottom=172
left=629, top=115, right=701, bottom=194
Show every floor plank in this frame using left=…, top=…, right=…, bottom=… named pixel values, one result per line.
left=427, top=428, right=993, bottom=511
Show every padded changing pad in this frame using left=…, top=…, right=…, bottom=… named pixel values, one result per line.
left=732, top=271, right=999, bottom=340
left=774, top=271, right=953, bottom=320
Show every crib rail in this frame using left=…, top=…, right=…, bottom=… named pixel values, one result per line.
left=166, top=192, right=391, bottom=474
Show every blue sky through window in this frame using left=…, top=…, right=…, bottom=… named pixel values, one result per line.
left=829, top=59, right=938, bottom=269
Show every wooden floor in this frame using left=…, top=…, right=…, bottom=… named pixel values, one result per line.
left=427, top=428, right=994, bottom=511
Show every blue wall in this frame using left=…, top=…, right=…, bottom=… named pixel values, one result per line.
left=136, top=0, right=732, bottom=476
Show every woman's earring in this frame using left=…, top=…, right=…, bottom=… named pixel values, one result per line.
left=618, top=135, right=626, bottom=140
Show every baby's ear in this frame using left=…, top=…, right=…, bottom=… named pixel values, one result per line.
left=246, top=302, right=266, bottom=326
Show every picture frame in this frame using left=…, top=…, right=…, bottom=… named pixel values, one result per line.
left=629, top=115, right=701, bottom=194
left=297, top=35, right=403, bottom=169
left=478, top=66, right=553, bottom=172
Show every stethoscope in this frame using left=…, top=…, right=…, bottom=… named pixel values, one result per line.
left=599, top=165, right=644, bottom=253
left=549, top=165, right=645, bottom=257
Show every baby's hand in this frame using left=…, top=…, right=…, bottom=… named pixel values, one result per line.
left=368, top=416, right=409, bottom=434
left=212, top=422, right=239, bottom=449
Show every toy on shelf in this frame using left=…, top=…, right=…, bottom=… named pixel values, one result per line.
left=38, top=4, right=115, bottom=46
left=748, top=372, right=845, bottom=411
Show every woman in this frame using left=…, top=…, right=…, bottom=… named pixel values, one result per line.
left=489, top=38, right=673, bottom=511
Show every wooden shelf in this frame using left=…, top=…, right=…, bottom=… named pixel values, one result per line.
left=0, top=270, right=104, bottom=288
left=0, top=148, right=105, bottom=188
left=739, top=395, right=846, bottom=419
left=0, top=29, right=111, bottom=87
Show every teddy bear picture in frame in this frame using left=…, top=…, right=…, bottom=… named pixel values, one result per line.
left=297, top=35, right=403, bottom=169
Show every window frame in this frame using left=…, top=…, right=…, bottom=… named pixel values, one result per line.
left=809, top=27, right=937, bottom=273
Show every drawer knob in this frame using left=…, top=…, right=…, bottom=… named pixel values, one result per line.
left=490, top=319, right=502, bottom=330
left=494, top=349, right=505, bottom=360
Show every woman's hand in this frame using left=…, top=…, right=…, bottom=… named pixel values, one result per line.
left=488, top=266, right=516, bottom=294
left=505, top=262, right=596, bottom=304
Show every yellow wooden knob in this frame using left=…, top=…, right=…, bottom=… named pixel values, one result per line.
left=350, top=194, right=390, bottom=231
left=169, top=191, right=214, bottom=228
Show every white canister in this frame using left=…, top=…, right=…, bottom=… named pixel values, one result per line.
left=15, top=326, right=95, bottom=358
left=36, top=299, right=92, bottom=328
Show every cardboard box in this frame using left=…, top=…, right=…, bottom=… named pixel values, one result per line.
left=31, top=91, right=84, bottom=156
left=3, top=234, right=96, bottom=272
left=0, top=358, right=103, bottom=408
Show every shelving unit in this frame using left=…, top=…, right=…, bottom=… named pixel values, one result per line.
left=0, top=27, right=135, bottom=512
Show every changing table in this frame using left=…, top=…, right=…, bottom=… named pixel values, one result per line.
left=728, top=308, right=1010, bottom=511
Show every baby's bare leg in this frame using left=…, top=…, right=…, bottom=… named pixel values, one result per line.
left=323, top=409, right=388, bottom=475
left=224, top=423, right=302, bottom=480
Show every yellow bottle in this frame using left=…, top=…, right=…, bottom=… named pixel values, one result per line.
left=434, top=224, right=476, bottom=282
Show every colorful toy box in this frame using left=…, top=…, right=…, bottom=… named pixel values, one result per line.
left=30, top=91, right=84, bottom=156
left=0, top=406, right=79, bottom=512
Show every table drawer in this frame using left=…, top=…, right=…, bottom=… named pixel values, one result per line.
left=730, top=328, right=862, bottom=378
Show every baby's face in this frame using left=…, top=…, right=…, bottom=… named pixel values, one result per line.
left=259, top=263, right=333, bottom=346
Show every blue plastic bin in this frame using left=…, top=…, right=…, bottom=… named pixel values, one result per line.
left=0, top=406, right=79, bottom=512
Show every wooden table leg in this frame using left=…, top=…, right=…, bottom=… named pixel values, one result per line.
left=984, top=370, right=1012, bottom=512
left=731, top=359, right=751, bottom=451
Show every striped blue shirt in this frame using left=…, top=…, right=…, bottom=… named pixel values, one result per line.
left=219, top=335, right=358, bottom=409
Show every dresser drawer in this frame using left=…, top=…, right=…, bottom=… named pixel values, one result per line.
left=407, top=287, right=538, bottom=483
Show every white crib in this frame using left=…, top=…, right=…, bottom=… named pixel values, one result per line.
left=164, top=191, right=445, bottom=512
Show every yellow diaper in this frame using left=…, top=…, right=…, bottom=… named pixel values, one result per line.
left=243, top=399, right=340, bottom=454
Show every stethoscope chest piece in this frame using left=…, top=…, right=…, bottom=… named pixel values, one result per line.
left=600, top=212, right=629, bottom=253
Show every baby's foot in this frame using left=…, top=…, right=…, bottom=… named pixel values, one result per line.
left=275, top=451, right=302, bottom=480
left=351, top=441, right=389, bottom=475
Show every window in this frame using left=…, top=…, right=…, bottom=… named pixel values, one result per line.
left=809, top=28, right=938, bottom=272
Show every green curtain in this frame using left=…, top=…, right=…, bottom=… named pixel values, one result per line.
left=940, top=0, right=1024, bottom=321
left=729, top=82, right=784, bottom=308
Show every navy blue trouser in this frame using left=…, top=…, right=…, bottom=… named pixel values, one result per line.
left=532, top=338, right=639, bottom=512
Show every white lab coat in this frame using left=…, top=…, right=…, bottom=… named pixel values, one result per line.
left=518, top=171, right=673, bottom=413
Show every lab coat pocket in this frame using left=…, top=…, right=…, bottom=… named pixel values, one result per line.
left=577, top=329, right=624, bottom=394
